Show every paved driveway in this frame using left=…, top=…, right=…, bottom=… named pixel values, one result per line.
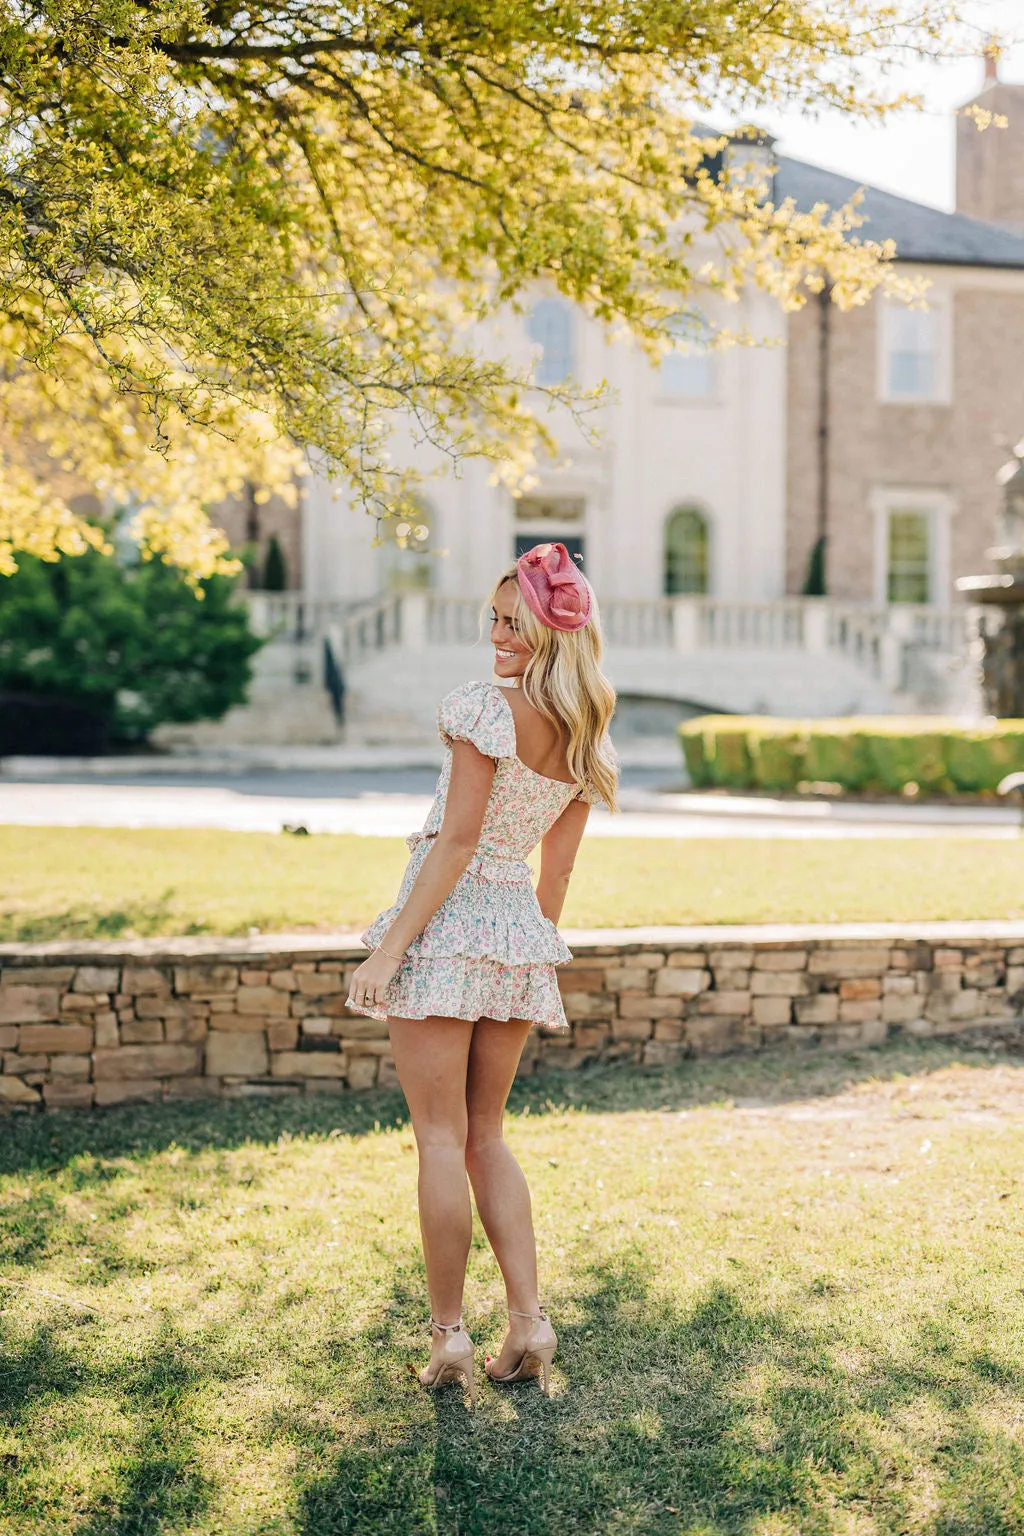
left=0, top=770, right=1018, bottom=839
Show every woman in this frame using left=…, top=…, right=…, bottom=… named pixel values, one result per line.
left=347, top=542, right=618, bottom=1406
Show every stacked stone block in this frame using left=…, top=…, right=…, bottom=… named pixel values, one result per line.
left=0, top=935, right=1022, bottom=1109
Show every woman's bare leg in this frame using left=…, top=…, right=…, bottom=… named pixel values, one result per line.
left=464, top=1017, right=543, bottom=1373
left=388, top=1015, right=475, bottom=1368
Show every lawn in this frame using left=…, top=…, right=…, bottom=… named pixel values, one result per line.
left=2, top=1038, right=1024, bottom=1534
left=1, top=827, right=1024, bottom=940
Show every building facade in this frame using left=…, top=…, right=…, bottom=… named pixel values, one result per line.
left=301, top=284, right=788, bottom=610
left=298, top=71, right=1024, bottom=628
left=782, top=76, right=1024, bottom=607
left=172, top=68, right=1024, bottom=742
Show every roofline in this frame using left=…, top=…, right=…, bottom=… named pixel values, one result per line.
left=890, top=254, right=1024, bottom=273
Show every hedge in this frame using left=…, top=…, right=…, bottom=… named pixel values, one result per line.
left=679, top=716, right=1024, bottom=794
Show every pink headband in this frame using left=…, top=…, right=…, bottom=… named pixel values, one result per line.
left=516, top=542, right=592, bottom=632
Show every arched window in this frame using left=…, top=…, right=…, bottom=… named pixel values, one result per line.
left=527, top=299, right=574, bottom=385
left=664, top=506, right=710, bottom=595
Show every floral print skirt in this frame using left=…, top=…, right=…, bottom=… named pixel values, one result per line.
left=361, top=836, right=571, bottom=1029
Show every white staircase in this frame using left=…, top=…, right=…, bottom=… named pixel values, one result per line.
left=157, top=591, right=978, bottom=750
left=338, top=593, right=975, bottom=728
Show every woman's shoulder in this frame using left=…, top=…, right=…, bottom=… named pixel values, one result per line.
left=437, top=681, right=516, bottom=759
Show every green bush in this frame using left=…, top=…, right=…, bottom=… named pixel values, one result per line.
left=262, top=535, right=288, bottom=592
left=803, top=724, right=873, bottom=791
left=684, top=718, right=753, bottom=788
left=0, top=548, right=263, bottom=742
left=750, top=728, right=804, bottom=791
left=678, top=716, right=1024, bottom=795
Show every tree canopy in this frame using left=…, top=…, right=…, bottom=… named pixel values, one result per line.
left=0, top=0, right=976, bottom=574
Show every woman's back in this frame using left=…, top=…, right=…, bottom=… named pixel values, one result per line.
left=500, top=685, right=573, bottom=784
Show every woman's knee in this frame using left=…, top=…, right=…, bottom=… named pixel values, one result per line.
left=412, top=1114, right=468, bottom=1154
left=465, top=1124, right=504, bottom=1168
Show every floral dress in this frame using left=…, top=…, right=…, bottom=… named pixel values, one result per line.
left=361, top=680, right=598, bottom=1029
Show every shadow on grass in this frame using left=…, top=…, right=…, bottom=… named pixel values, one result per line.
left=0, top=893, right=189, bottom=943
left=2, top=1201, right=1023, bottom=1532
left=0, top=1037, right=1018, bottom=1182
left=292, top=1256, right=1024, bottom=1536
left=0, top=1318, right=212, bottom=1536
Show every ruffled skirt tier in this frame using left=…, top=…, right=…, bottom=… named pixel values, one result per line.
left=361, top=837, right=571, bottom=1029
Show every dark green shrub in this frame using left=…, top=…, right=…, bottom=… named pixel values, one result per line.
left=262, top=535, right=288, bottom=592
left=0, top=549, right=263, bottom=744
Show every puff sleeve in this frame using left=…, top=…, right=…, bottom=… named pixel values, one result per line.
left=575, top=781, right=604, bottom=805
left=437, top=681, right=517, bottom=760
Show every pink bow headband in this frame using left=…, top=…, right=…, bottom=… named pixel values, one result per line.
left=516, top=542, right=592, bottom=632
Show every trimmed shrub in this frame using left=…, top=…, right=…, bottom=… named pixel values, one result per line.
left=702, top=720, right=753, bottom=788
left=262, top=535, right=288, bottom=592
left=679, top=716, right=1024, bottom=795
left=750, top=728, right=804, bottom=792
left=680, top=726, right=710, bottom=786
left=802, top=725, right=873, bottom=791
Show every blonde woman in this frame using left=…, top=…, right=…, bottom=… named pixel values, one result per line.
left=347, top=542, right=618, bottom=1406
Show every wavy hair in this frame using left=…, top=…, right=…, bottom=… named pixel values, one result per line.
left=488, top=565, right=619, bottom=810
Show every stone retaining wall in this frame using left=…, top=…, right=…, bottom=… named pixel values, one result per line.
left=1, top=929, right=1022, bottom=1109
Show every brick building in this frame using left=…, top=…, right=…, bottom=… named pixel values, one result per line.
left=783, top=65, right=1024, bottom=604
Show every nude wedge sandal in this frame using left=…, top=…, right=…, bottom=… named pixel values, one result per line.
left=419, top=1319, right=476, bottom=1410
left=485, top=1307, right=557, bottom=1395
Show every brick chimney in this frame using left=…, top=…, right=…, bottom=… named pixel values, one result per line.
left=956, top=50, right=1024, bottom=231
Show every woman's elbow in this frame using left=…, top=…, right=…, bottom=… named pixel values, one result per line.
left=543, top=862, right=575, bottom=889
left=435, top=830, right=480, bottom=867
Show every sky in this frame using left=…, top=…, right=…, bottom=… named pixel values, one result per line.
left=741, top=2, right=1024, bottom=211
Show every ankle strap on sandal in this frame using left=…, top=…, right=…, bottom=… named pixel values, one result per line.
left=508, top=1306, right=548, bottom=1320
left=429, top=1317, right=464, bottom=1334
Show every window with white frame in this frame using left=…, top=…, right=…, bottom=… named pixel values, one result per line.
left=886, top=510, right=931, bottom=603
left=659, top=311, right=715, bottom=399
left=880, top=301, right=948, bottom=404
left=526, top=299, right=574, bottom=385
left=873, top=490, right=952, bottom=605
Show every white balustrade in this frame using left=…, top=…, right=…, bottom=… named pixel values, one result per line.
left=244, top=592, right=361, bottom=641
left=695, top=599, right=805, bottom=650
left=602, top=599, right=675, bottom=647
left=427, top=595, right=486, bottom=645
left=247, top=588, right=969, bottom=704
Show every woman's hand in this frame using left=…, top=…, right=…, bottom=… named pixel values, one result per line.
left=348, top=948, right=403, bottom=1014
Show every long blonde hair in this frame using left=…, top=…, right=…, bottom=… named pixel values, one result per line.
left=489, top=565, right=619, bottom=811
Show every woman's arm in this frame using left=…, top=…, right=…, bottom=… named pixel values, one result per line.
left=348, top=741, right=496, bottom=1008
left=535, top=797, right=591, bottom=924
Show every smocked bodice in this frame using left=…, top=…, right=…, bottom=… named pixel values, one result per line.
left=417, top=751, right=579, bottom=862
left=408, top=681, right=593, bottom=873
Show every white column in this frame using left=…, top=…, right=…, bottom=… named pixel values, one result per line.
left=672, top=598, right=699, bottom=652
left=880, top=606, right=913, bottom=692
left=401, top=591, right=429, bottom=650
left=802, top=599, right=828, bottom=654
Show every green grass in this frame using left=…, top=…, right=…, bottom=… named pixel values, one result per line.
left=3, top=1038, right=1024, bottom=1534
left=1, top=828, right=1024, bottom=940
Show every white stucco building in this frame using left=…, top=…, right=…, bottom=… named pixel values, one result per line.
left=302, top=282, right=788, bottom=612
left=186, top=72, right=1024, bottom=746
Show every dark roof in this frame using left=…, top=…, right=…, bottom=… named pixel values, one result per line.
left=773, top=155, right=1024, bottom=269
